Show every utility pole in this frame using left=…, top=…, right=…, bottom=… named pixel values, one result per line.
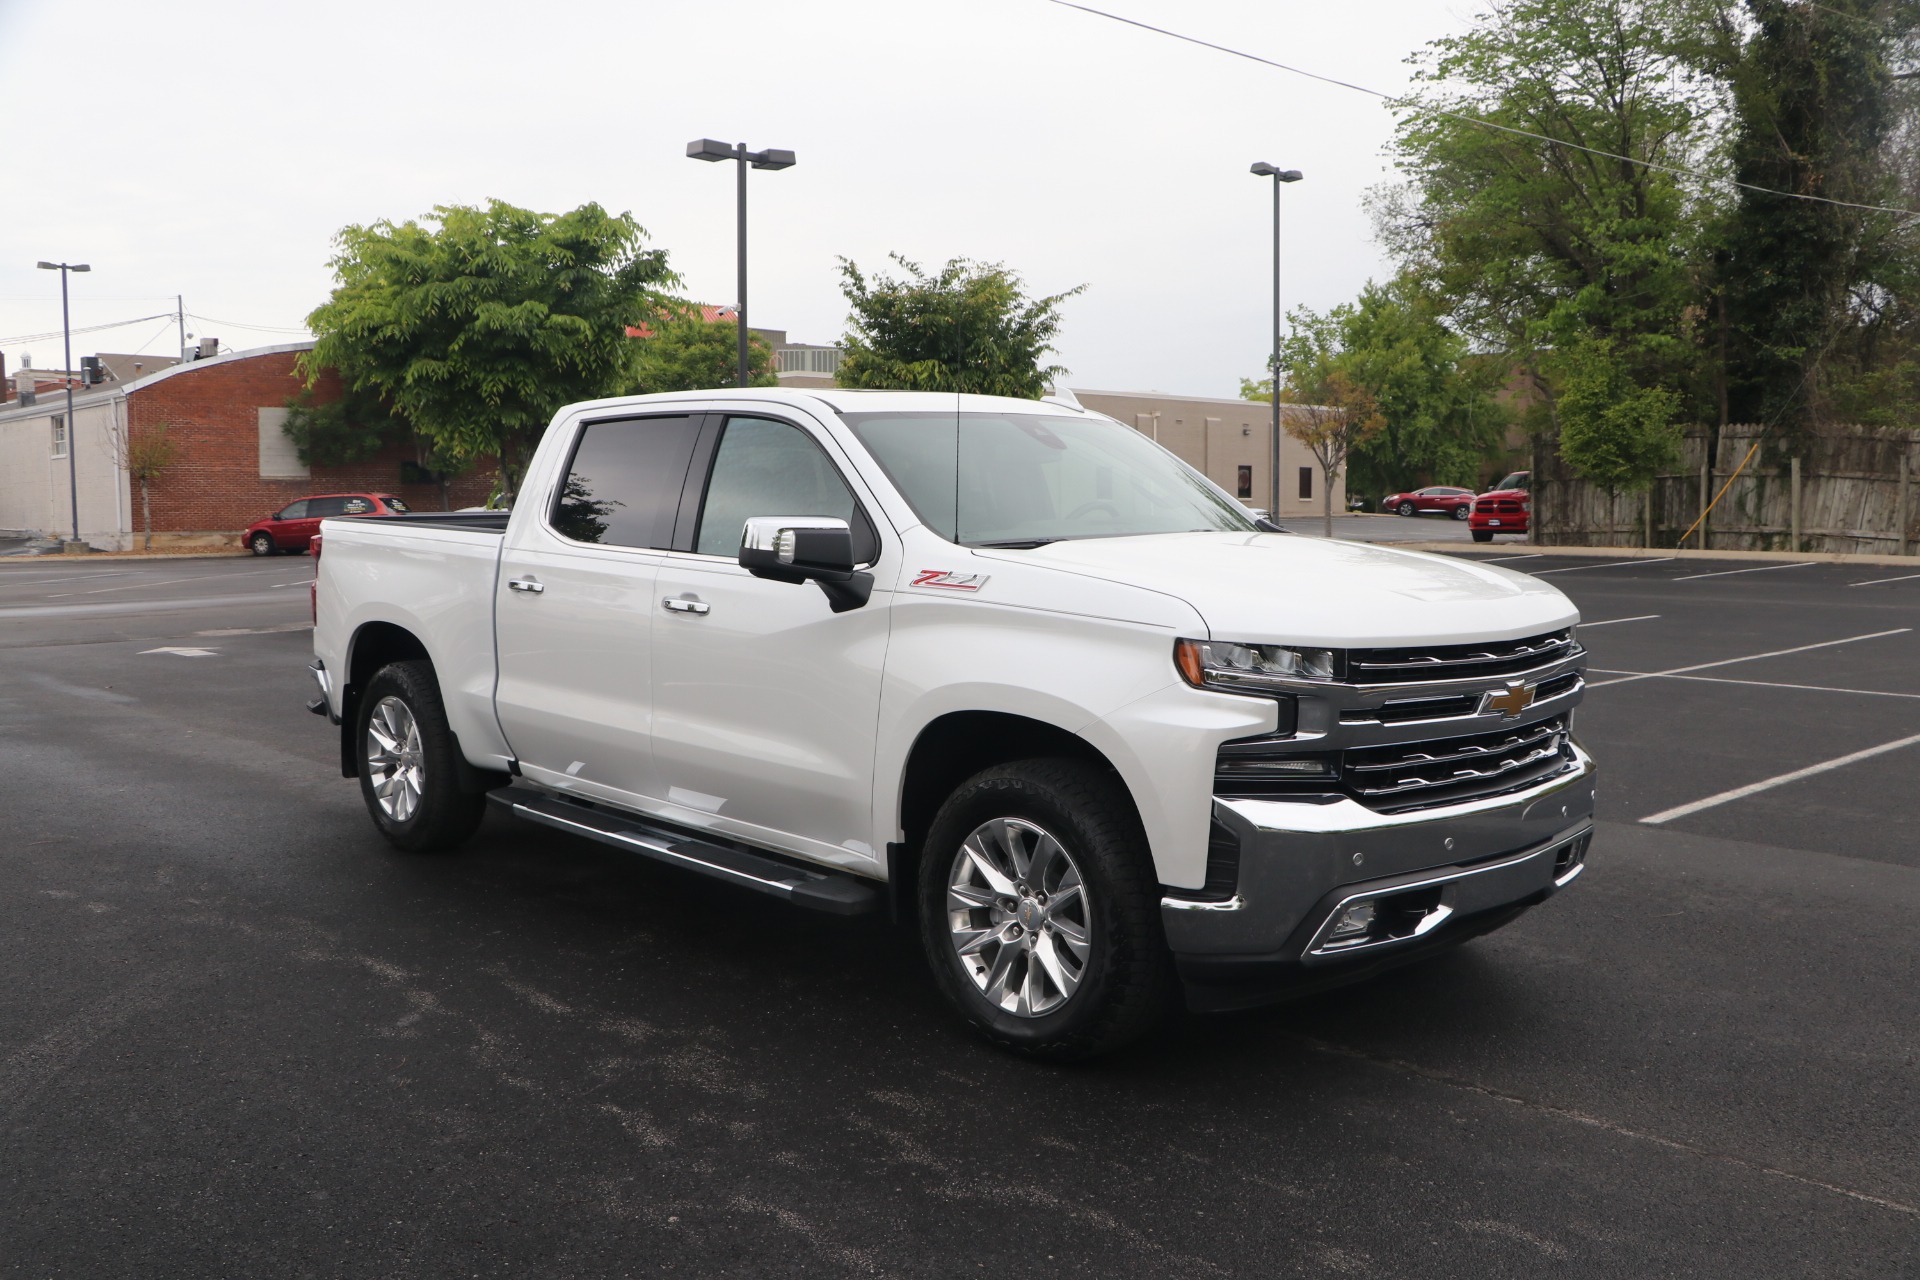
left=37, top=260, right=91, bottom=546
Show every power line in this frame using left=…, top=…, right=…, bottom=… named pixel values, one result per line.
left=185, top=311, right=310, bottom=336
left=1048, top=0, right=1920, bottom=220
left=0, top=312, right=175, bottom=346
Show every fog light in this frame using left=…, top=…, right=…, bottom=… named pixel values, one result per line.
left=1327, top=901, right=1375, bottom=941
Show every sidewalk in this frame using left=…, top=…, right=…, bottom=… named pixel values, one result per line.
left=1392, top=541, right=1920, bottom=568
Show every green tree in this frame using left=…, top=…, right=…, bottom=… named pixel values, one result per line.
left=282, top=388, right=468, bottom=510
left=304, top=199, right=677, bottom=498
left=1701, top=0, right=1920, bottom=436
left=1374, top=0, right=1717, bottom=415
left=836, top=254, right=1084, bottom=398
left=632, top=309, right=777, bottom=392
left=281, top=388, right=399, bottom=468
left=1554, top=337, right=1683, bottom=491
left=116, top=422, right=178, bottom=551
left=1247, top=277, right=1507, bottom=497
left=1282, top=371, right=1389, bottom=537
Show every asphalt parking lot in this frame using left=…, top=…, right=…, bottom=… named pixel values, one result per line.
left=3, top=553, right=1916, bottom=1277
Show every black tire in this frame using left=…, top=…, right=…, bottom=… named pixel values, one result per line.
left=917, top=758, right=1176, bottom=1062
left=355, top=659, right=487, bottom=853
left=1397, top=501, right=1415, bottom=516
left=249, top=532, right=276, bottom=556
left=1452, top=505, right=1471, bottom=520
left=1471, top=529, right=1494, bottom=543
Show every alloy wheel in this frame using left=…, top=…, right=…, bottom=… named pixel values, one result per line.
left=365, top=695, right=425, bottom=822
left=946, top=817, right=1092, bottom=1017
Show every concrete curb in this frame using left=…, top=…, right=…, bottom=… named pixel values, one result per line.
left=1392, top=542, right=1920, bottom=568
left=0, top=551, right=258, bottom=566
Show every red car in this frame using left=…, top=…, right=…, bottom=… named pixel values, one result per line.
left=243, top=492, right=410, bottom=555
left=1381, top=485, right=1476, bottom=519
left=1469, top=471, right=1531, bottom=543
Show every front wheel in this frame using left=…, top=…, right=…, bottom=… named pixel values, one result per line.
left=918, top=759, right=1175, bottom=1061
left=1397, top=501, right=1416, bottom=516
left=1452, top=505, right=1471, bottom=520
left=249, top=532, right=276, bottom=556
left=356, top=660, right=487, bottom=853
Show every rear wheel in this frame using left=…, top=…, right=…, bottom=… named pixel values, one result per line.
left=1471, top=529, right=1494, bottom=543
left=356, top=660, right=486, bottom=853
left=1397, top=501, right=1415, bottom=516
left=249, top=532, right=276, bottom=556
left=918, top=759, right=1175, bottom=1061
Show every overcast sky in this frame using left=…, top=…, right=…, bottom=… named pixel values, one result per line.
left=0, top=0, right=1478, bottom=399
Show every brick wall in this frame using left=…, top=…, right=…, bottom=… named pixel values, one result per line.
left=125, top=350, right=494, bottom=534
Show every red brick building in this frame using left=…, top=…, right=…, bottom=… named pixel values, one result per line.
left=0, top=343, right=492, bottom=549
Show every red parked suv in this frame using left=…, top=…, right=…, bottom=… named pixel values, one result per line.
left=1469, top=471, right=1531, bottom=543
left=243, top=493, right=410, bottom=555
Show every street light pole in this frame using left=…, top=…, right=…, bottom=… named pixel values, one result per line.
left=1249, top=164, right=1302, bottom=522
left=687, top=139, right=797, bottom=388
left=37, top=259, right=91, bottom=544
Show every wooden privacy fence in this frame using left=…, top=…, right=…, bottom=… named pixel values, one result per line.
left=1533, top=424, right=1919, bottom=555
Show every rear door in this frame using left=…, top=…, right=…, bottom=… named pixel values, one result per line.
left=492, top=412, right=704, bottom=803
left=299, top=496, right=348, bottom=548
left=647, top=412, right=892, bottom=865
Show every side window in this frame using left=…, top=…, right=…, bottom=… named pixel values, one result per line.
left=340, top=496, right=375, bottom=515
left=277, top=501, right=310, bottom=521
left=551, top=415, right=700, bottom=548
left=382, top=496, right=412, bottom=514
left=695, top=416, right=875, bottom=561
left=308, top=496, right=350, bottom=518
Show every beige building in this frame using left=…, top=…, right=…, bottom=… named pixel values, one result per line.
left=763, top=349, right=1344, bottom=521
left=1067, top=389, right=1342, bottom=521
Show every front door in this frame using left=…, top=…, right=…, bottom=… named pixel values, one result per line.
left=648, top=414, right=892, bottom=868
left=492, top=412, right=703, bottom=803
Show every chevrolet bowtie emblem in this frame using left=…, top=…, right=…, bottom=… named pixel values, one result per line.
left=1482, top=680, right=1536, bottom=718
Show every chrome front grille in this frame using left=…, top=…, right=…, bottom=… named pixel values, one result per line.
left=1213, top=714, right=1578, bottom=811
left=1346, top=629, right=1575, bottom=685
left=1342, top=716, right=1574, bottom=813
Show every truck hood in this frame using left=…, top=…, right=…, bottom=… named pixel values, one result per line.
left=990, top=532, right=1576, bottom=647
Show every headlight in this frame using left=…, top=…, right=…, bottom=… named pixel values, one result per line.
left=1174, top=638, right=1338, bottom=692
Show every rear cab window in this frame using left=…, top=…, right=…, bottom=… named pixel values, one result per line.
left=549, top=415, right=702, bottom=549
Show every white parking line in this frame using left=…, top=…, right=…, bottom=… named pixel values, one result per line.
left=1589, top=669, right=1920, bottom=700
left=1671, top=561, right=1816, bottom=582
left=1587, top=628, right=1912, bottom=688
left=1474, top=553, right=1547, bottom=563
left=1534, top=558, right=1675, bottom=575
left=1850, top=572, right=1920, bottom=587
left=1641, top=733, right=1920, bottom=825
left=1579, top=614, right=1661, bottom=627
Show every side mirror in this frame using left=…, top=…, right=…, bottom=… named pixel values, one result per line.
left=738, top=516, right=873, bottom=612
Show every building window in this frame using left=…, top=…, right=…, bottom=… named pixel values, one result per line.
left=50, top=415, right=67, bottom=458
left=1237, top=465, right=1253, bottom=499
left=1299, top=467, right=1313, bottom=501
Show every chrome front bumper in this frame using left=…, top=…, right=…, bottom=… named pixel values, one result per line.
left=1161, top=744, right=1596, bottom=1009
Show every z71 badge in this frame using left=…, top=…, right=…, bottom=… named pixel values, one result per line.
left=910, top=569, right=990, bottom=592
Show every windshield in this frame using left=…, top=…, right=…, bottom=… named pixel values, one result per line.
left=841, top=411, right=1256, bottom=546
left=1495, top=472, right=1529, bottom=492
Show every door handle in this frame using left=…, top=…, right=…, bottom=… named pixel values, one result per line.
left=662, top=596, right=710, bottom=615
left=508, top=577, right=544, bottom=594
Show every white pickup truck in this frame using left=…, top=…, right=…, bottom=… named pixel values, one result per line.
left=310, top=389, right=1595, bottom=1059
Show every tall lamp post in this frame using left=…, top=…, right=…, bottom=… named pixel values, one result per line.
left=37, top=260, right=91, bottom=544
left=1248, top=164, right=1302, bottom=521
left=686, top=139, right=796, bottom=388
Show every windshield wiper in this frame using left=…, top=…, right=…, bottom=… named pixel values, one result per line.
left=971, top=538, right=1065, bottom=549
